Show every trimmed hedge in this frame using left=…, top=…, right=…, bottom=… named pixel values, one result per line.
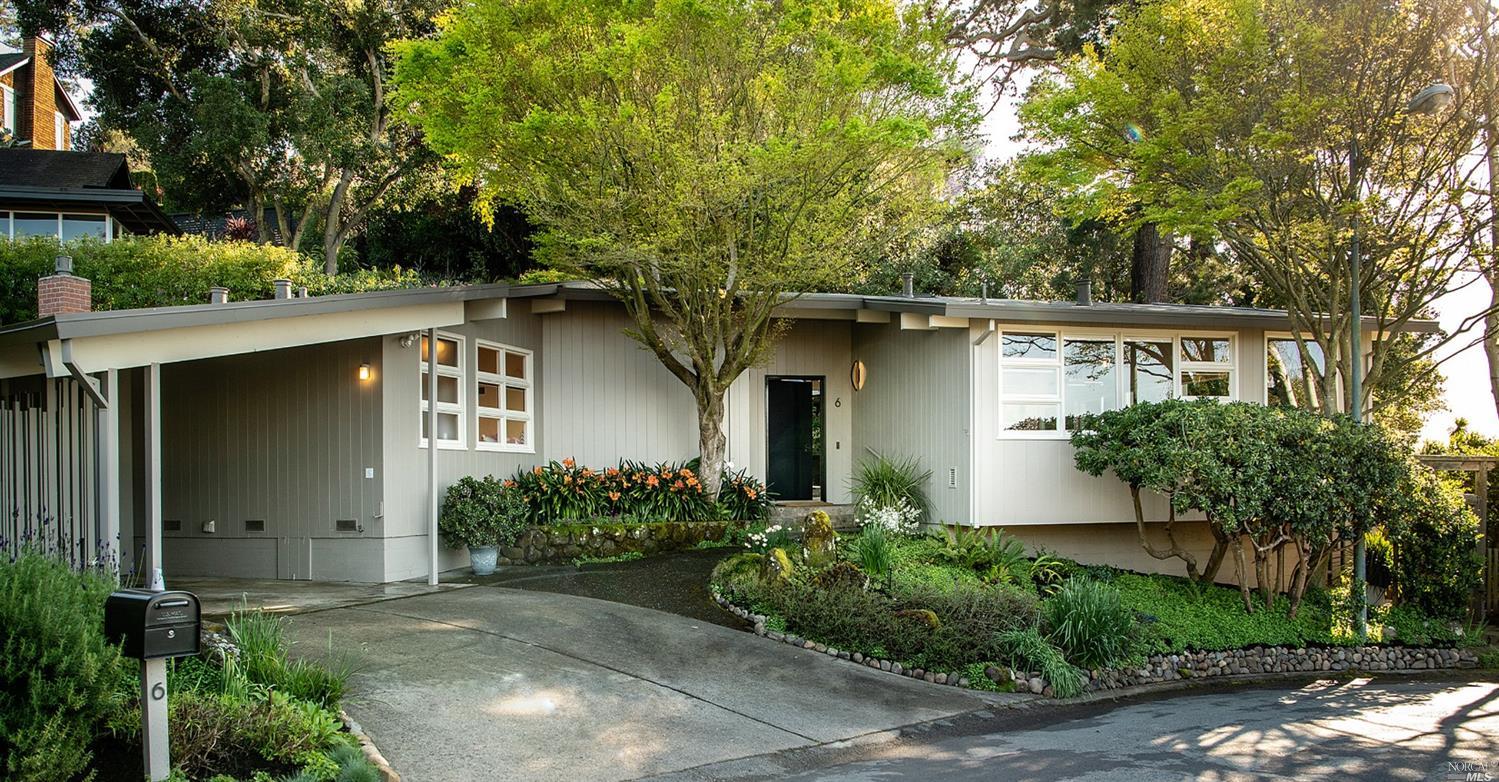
left=0, top=236, right=428, bottom=324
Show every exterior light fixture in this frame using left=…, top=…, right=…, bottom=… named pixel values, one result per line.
left=850, top=360, right=867, bottom=391
left=1406, top=83, right=1455, bottom=115
left=358, top=363, right=371, bottom=381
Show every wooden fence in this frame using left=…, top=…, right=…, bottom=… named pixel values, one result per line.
left=1416, top=454, right=1495, bottom=620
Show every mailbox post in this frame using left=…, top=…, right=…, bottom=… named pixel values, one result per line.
left=104, top=589, right=201, bottom=782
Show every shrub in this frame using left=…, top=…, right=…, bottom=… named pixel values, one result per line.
left=778, top=584, right=899, bottom=653
left=935, top=524, right=1035, bottom=587
left=1042, top=578, right=1134, bottom=669
left=0, top=235, right=428, bottom=324
left=892, top=583, right=1040, bottom=669
left=506, top=458, right=769, bottom=523
left=1384, top=468, right=1482, bottom=619
left=439, top=476, right=529, bottom=549
left=995, top=628, right=1086, bottom=698
left=851, top=450, right=931, bottom=521
left=0, top=551, right=125, bottom=781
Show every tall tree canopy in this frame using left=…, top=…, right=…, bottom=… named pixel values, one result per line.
left=17, top=0, right=443, bottom=273
left=393, top=0, right=977, bottom=495
left=1020, top=0, right=1494, bottom=418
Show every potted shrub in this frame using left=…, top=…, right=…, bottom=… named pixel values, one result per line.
left=439, top=476, right=528, bottom=575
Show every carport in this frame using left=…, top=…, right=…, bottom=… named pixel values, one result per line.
left=0, top=274, right=513, bottom=586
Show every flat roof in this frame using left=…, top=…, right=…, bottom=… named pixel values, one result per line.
left=0, top=279, right=1438, bottom=351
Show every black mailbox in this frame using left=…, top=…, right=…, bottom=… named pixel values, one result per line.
left=104, top=589, right=201, bottom=660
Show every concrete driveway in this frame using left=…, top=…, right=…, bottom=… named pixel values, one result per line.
left=285, top=585, right=1002, bottom=782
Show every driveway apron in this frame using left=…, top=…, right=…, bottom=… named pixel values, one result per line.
left=286, top=585, right=989, bottom=782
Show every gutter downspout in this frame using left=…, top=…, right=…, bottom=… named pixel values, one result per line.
left=427, top=328, right=439, bottom=586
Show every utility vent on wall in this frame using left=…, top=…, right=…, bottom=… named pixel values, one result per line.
left=244, top=519, right=266, bottom=533
left=163, top=519, right=182, bottom=532
left=335, top=519, right=359, bottom=533
left=947, top=467, right=958, bottom=489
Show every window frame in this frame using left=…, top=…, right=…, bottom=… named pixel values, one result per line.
left=418, top=331, right=466, bottom=450
left=1264, top=332, right=1333, bottom=411
left=474, top=339, right=534, bottom=453
left=997, top=327, right=1239, bottom=440
left=1, top=85, right=14, bottom=133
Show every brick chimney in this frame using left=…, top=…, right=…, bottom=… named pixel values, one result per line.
left=37, top=256, right=91, bottom=316
left=16, top=35, right=66, bottom=150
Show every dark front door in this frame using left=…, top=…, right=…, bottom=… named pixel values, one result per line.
left=766, top=376, right=824, bottom=501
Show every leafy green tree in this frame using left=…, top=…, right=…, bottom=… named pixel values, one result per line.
left=16, top=0, right=442, bottom=274
left=393, top=0, right=977, bottom=495
left=1020, top=0, right=1492, bottom=418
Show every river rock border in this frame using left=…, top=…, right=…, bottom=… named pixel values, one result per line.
left=713, top=591, right=1481, bottom=698
left=499, top=521, right=746, bottom=565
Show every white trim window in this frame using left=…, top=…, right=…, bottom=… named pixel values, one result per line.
left=420, top=332, right=465, bottom=448
left=54, top=111, right=67, bottom=149
left=1178, top=335, right=1236, bottom=401
left=998, top=328, right=1239, bottom=438
left=999, top=331, right=1062, bottom=433
left=475, top=340, right=533, bottom=452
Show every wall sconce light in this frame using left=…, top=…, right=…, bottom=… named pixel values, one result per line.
left=398, top=333, right=419, bottom=349
left=851, top=360, right=867, bottom=391
left=358, top=363, right=371, bottom=381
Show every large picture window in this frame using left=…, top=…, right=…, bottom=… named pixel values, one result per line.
left=476, top=340, right=533, bottom=452
left=420, top=333, right=465, bottom=448
left=999, top=329, right=1238, bottom=438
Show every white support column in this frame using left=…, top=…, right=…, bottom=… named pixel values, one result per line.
left=96, top=369, right=119, bottom=575
left=143, top=362, right=163, bottom=591
left=427, top=328, right=439, bottom=586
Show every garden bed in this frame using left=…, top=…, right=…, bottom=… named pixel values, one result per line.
left=709, top=527, right=1489, bottom=699
left=498, top=521, right=747, bottom=565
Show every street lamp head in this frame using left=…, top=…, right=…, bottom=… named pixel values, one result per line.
left=1405, top=83, right=1455, bottom=115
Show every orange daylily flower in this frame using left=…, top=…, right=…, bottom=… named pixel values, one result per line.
left=608, top=491, right=621, bottom=502
left=646, top=475, right=660, bottom=487
left=533, top=466, right=543, bottom=476
left=563, top=457, right=576, bottom=468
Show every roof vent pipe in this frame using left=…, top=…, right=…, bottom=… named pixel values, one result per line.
left=901, top=272, right=915, bottom=298
left=1075, top=280, right=1093, bottom=306
left=273, top=279, right=292, bottom=300
left=209, top=287, right=229, bottom=304
left=55, top=255, right=73, bottom=275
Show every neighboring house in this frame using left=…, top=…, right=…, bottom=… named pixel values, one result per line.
left=0, top=274, right=1436, bottom=584
left=0, top=149, right=180, bottom=239
left=172, top=207, right=295, bottom=245
left=0, top=36, right=81, bottom=151
left=0, top=35, right=179, bottom=240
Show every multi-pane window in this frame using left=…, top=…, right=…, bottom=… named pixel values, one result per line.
left=3, top=212, right=113, bottom=241
left=1179, top=336, right=1235, bottom=400
left=420, top=333, right=464, bottom=448
left=999, top=331, right=1061, bottom=432
left=1267, top=337, right=1327, bottom=411
left=999, top=330, right=1237, bottom=437
left=476, top=340, right=532, bottom=451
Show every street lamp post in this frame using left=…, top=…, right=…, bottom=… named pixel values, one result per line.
left=1348, top=81, right=1455, bottom=640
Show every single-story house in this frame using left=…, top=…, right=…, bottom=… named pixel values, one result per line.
left=0, top=267, right=1435, bottom=585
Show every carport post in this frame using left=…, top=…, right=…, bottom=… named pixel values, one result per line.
left=96, top=369, right=120, bottom=577
left=427, top=328, right=439, bottom=586
left=144, top=362, right=164, bottom=591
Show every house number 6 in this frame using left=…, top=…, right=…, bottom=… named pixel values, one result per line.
left=152, top=682, right=166, bottom=701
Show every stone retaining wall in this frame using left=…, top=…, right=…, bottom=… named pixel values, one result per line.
left=499, top=521, right=745, bottom=565
left=713, top=592, right=1481, bottom=698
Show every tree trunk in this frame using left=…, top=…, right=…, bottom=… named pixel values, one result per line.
left=1130, top=222, right=1172, bottom=304
left=696, top=389, right=728, bottom=499
left=323, top=173, right=354, bottom=276
left=1201, top=525, right=1231, bottom=584
left=1232, top=540, right=1255, bottom=613
left=1484, top=113, right=1499, bottom=421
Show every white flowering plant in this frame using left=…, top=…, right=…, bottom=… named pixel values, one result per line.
left=745, top=523, right=796, bottom=553
left=857, top=496, right=921, bottom=537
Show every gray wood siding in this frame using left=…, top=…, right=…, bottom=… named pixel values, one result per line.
left=849, top=321, right=971, bottom=523
left=157, top=337, right=384, bottom=580
left=726, top=319, right=855, bottom=504
left=380, top=301, right=545, bottom=581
